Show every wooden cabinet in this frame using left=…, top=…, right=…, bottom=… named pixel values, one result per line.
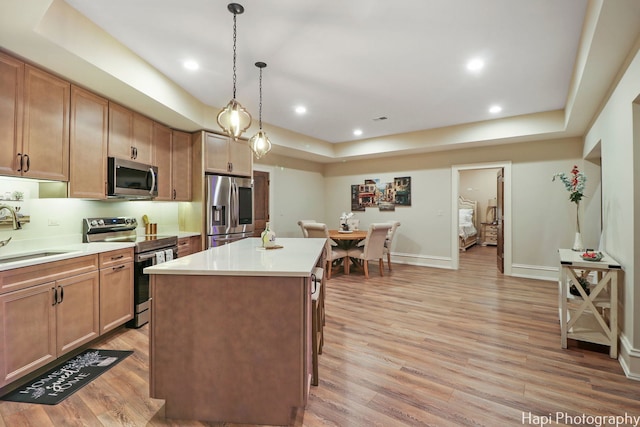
left=22, top=65, right=71, bottom=181
left=98, top=248, right=134, bottom=334
left=69, top=85, right=108, bottom=199
left=0, top=255, right=99, bottom=388
left=153, top=122, right=172, bottom=200
left=0, top=55, right=70, bottom=180
left=177, top=235, right=201, bottom=258
left=0, top=52, right=24, bottom=177
left=481, top=222, right=498, bottom=246
left=55, top=271, right=100, bottom=355
left=172, top=130, right=192, bottom=200
left=204, top=132, right=252, bottom=177
left=153, top=127, right=192, bottom=201
left=108, top=103, right=153, bottom=164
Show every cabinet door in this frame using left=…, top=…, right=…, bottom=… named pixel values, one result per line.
left=22, top=65, right=70, bottom=181
left=69, top=85, right=108, bottom=199
left=108, top=102, right=134, bottom=160
left=0, top=52, right=23, bottom=177
left=171, top=130, right=192, bottom=200
left=153, top=122, right=172, bottom=200
left=56, top=271, right=100, bottom=355
left=204, top=132, right=230, bottom=174
left=132, top=113, right=153, bottom=164
left=99, top=261, right=133, bottom=334
left=0, top=282, right=56, bottom=388
left=228, top=139, right=252, bottom=177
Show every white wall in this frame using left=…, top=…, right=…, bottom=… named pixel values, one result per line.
left=584, top=42, right=640, bottom=378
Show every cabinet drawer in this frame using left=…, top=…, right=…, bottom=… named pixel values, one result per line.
left=0, top=255, right=99, bottom=295
left=99, top=248, right=134, bottom=268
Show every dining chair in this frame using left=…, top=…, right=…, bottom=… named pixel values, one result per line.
left=297, top=219, right=316, bottom=237
left=346, top=223, right=392, bottom=278
left=302, top=222, right=348, bottom=278
left=383, top=221, right=401, bottom=271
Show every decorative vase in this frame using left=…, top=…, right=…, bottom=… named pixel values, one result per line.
left=572, top=202, right=584, bottom=252
left=261, top=222, right=276, bottom=248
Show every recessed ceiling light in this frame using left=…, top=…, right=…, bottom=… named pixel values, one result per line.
left=294, top=105, right=307, bottom=114
left=466, top=58, right=484, bottom=72
left=353, top=129, right=363, bottom=136
left=183, top=60, right=199, bottom=71
left=489, top=105, right=502, bottom=114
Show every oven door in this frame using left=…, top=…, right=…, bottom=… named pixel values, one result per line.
left=130, top=247, right=177, bottom=328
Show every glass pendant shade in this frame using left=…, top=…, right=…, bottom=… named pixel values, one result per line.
left=249, top=130, right=272, bottom=159
left=217, top=99, right=251, bottom=141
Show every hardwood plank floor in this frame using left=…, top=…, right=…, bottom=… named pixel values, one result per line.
left=2, top=245, right=638, bottom=426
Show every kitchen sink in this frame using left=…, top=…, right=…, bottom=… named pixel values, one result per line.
left=0, top=251, right=73, bottom=264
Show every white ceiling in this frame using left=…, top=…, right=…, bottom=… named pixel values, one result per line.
left=63, top=0, right=588, bottom=144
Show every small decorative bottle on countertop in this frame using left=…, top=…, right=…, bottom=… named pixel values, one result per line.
left=261, top=222, right=276, bottom=248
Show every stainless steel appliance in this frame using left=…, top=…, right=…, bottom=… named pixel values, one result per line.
left=107, top=157, right=158, bottom=199
left=83, top=217, right=177, bottom=328
left=206, top=174, right=254, bottom=248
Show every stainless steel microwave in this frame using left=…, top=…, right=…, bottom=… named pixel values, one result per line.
left=107, top=157, right=158, bottom=199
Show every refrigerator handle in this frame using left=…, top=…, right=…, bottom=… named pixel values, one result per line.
left=231, top=181, right=238, bottom=227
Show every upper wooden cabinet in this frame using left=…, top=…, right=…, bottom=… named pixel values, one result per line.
left=0, top=55, right=70, bottom=181
left=204, top=132, right=252, bottom=177
left=0, top=52, right=23, bottom=177
left=153, top=127, right=192, bottom=201
left=108, top=103, right=153, bottom=164
left=69, top=85, right=108, bottom=199
left=153, top=122, right=172, bottom=200
left=172, top=130, right=192, bottom=201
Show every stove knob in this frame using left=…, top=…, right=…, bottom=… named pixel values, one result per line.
left=90, top=220, right=98, bottom=227
left=124, top=218, right=131, bottom=225
left=98, top=219, right=105, bottom=226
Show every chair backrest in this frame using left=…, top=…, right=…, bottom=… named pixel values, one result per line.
left=363, top=223, right=393, bottom=260
left=385, top=221, right=401, bottom=247
left=302, top=222, right=331, bottom=253
left=297, top=220, right=317, bottom=237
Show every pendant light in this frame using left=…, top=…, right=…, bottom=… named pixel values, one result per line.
left=217, top=3, right=251, bottom=140
left=249, top=61, right=272, bottom=159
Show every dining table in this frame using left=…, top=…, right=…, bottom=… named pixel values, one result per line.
left=328, top=229, right=368, bottom=275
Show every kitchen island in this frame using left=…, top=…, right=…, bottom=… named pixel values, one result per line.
left=144, top=237, right=326, bottom=426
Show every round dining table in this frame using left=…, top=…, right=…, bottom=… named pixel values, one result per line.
left=328, top=229, right=368, bottom=242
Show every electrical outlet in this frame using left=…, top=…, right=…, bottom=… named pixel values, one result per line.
left=48, top=219, right=60, bottom=226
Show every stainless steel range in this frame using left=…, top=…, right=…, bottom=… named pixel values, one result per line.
left=83, top=217, right=178, bottom=328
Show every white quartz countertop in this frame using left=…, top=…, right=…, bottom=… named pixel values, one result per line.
left=144, top=237, right=326, bottom=277
left=0, top=242, right=135, bottom=271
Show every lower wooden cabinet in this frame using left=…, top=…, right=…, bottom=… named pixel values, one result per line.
left=99, top=249, right=134, bottom=334
left=0, top=264, right=100, bottom=388
left=177, top=235, right=202, bottom=258
left=0, top=249, right=134, bottom=389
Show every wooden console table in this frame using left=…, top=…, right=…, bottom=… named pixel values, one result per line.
left=558, top=249, right=621, bottom=358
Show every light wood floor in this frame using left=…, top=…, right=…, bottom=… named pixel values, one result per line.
left=2, top=246, right=639, bottom=426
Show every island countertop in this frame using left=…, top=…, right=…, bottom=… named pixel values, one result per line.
left=144, top=237, right=326, bottom=277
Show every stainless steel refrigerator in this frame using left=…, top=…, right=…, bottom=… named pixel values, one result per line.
left=206, top=174, right=254, bottom=248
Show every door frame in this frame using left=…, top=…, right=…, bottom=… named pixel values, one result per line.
left=253, top=164, right=275, bottom=231
left=451, top=161, right=512, bottom=274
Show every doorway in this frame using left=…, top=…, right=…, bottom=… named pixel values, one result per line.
left=253, top=170, right=270, bottom=238
left=451, top=162, right=512, bottom=274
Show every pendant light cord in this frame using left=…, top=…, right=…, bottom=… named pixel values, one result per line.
left=258, top=67, right=263, bottom=130
left=232, top=12, right=237, bottom=99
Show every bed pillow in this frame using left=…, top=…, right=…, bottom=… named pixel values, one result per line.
left=459, top=208, right=473, bottom=225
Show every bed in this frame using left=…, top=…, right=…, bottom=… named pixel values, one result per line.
left=458, top=196, right=479, bottom=251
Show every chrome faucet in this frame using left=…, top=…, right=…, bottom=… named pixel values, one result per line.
left=0, top=237, right=11, bottom=247
left=0, top=204, right=22, bottom=230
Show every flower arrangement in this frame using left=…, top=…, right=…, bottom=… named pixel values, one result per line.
left=552, top=165, right=586, bottom=205
left=553, top=165, right=587, bottom=250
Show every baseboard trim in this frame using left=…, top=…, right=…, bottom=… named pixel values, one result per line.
left=619, top=333, right=640, bottom=381
left=511, top=263, right=558, bottom=281
left=390, top=252, right=453, bottom=270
